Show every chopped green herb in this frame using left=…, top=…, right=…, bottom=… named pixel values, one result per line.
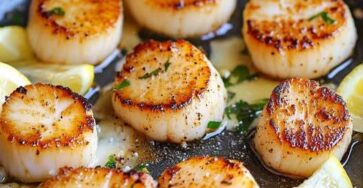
left=8, top=11, right=23, bottom=25
left=227, top=91, right=236, bottom=102
left=139, top=59, right=172, bottom=79
left=114, top=79, right=130, bottom=90
left=251, top=98, right=269, bottom=113
left=222, top=77, right=232, bottom=87
left=321, top=12, right=335, bottom=24
left=308, top=11, right=335, bottom=24
left=45, top=7, right=65, bottom=16
left=223, top=65, right=256, bottom=87
left=231, top=66, right=250, bottom=82
left=135, top=164, right=149, bottom=173
left=121, top=48, right=128, bottom=56
left=164, top=59, right=171, bottom=72
left=207, top=121, right=222, bottom=129
left=105, top=155, right=116, bottom=168
left=225, top=98, right=268, bottom=134
left=139, top=68, right=162, bottom=79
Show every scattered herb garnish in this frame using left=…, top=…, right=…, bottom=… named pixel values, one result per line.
left=135, top=164, right=149, bottom=173
left=7, top=11, right=23, bottom=26
left=45, top=7, right=65, bottom=16
left=225, top=98, right=269, bottom=134
left=164, top=59, right=171, bottom=72
left=207, top=121, right=222, bottom=129
left=139, top=59, right=171, bottom=79
left=114, top=79, right=130, bottom=90
left=308, top=11, right=335, bottom=24
left=121, top=48, right=128, bottom=56
left=139, top=68, right=162, bottom=79
left=105, top=155, right=116, bottom=168
left=223, top=65, right=256, bottom=87
left=227, top=91, right=236, bottom=102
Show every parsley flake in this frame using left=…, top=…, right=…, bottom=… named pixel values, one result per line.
left=105, top=155, right=116, bottom=168
left=225, top=98, right=268, bottom=134
left=139, top=68, right=162, bottom=79
left=227, top=91, right=236, bottom=102
left=139, top=59, right=172, bottom=79
left=308, top=11, right=335, bottom=24
left=223, top=65, right=256, bottom=87
left=164, top=59, right=171, bottom=72
left=135, top=164, right=149, bottom=173
left=45, top=7, right=65, bottom=16
left=207, top=121, right=222, bottom=129
left=114, top=79, right=130, bottom=90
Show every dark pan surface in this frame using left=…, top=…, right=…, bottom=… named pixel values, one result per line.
left=1, top=0, right=362, bottom=187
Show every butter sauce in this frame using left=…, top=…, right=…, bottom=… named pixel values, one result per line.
left=209, top=37, right=279, bottom=130
left=92, top=85, right=152, bottom=170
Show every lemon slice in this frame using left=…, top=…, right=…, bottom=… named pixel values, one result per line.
left=0, top=26, right=33, bottom=62
left=0, top=62, right=31, bottom=110
left=16, top=63, right=94, bottom=94
left=295, top=155, right=352, bottom=188
left=337, top=64, right=363, bottom=133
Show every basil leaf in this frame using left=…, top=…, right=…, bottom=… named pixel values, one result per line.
left=114, top=79, right=130, bottom=90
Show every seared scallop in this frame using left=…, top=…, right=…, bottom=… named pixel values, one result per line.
left=243, top=0, right=357, bottom=79
left=0, top=84, right=97, bottom=182
left=112, top=40, right=226, bottom=143
left=254, top=79, right=353, bottom=178
left=27, top=0, right=123, bottom=65
left=39, top=167, right=157, bottom=188
left=159, top=156, right=259, bottom=188
left=125, top=0, right=236, bottom=38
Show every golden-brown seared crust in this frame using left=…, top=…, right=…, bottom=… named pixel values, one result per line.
left=33, top=0, right=122, bottom=39
left=39, top=167, right=157, bottom=188
left=245, top=0, right=346, bottom=51
left=113, top=40, right=211, bottom=112
left=160, top=156, right=241, bottom=180
left=159, top=156, right=258, bottom=188
left=146, top=0, right=217, bottom=10
left=159, top=165, right=182, bottom=182
left=0, top=83, right=94, bottom=150
left=265, top=79, right=350, bottom=152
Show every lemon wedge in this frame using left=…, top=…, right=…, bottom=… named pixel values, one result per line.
left=0, top=26, right=33, bottom=62
left=16, top=62, right=94, bottom=94
left=337, top=64, right=363, bottom=133
left=295, top=155, right=352, bottom=188
left=0, top=62, right=31, bottom=110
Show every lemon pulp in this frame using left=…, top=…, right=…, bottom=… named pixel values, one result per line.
left=337, top=64, right=363, bottom=133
